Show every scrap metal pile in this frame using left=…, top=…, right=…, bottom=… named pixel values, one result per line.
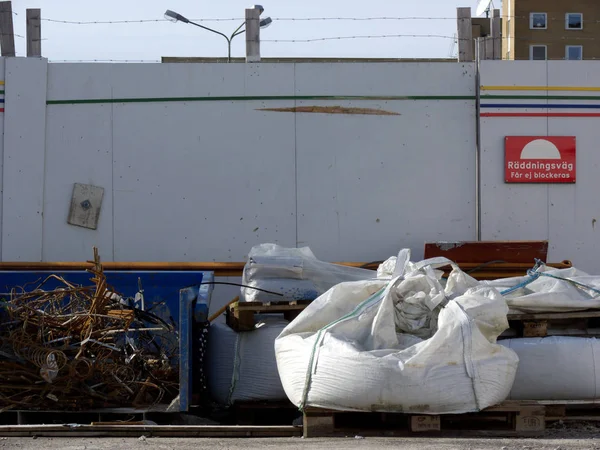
left=0, top=250, right=178, bottom=411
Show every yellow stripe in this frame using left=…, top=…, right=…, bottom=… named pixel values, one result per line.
left=482, top=85, right=600, bottom=92
left=0, top=81, right=5, bottom=86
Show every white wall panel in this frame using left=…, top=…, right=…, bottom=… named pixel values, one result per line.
left=2, top=58, right=47, bottom=261
left=110, top=64, right=297, bottom=262
left=43, top=104, right=114, bottom=261
left=42, top=64, right=115, bottom=261
left=295, top=63, right=477, bottom=261
left=546, top=61, right=600, bottom=270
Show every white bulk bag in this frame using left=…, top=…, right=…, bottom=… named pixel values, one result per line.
left=207, top=318, right=288, bottom=405
left=275, top=251, right=519, bottom=414
left=501, top=337, right=600, bottom=400
left=485, top=264, right=600, bottom=313
left=241, top=243, right=376, bottom=302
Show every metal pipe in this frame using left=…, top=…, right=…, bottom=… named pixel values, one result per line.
left=0, top=260, right=572, bottom=277
left=475, top=37, right=482, bottom=241
left=0, top=261, right=569, bottom=270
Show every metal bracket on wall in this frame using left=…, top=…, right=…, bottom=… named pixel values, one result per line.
left=67, top=183, right=104, bottom=230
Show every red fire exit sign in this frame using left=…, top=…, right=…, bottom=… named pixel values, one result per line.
left=505, top=136, right=576, bottom=183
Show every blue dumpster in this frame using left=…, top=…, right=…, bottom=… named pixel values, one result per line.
left=0, top=270, right=214, bottom=412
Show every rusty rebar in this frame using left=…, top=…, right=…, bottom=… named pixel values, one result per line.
left=0, top=247, right=179, bottom=410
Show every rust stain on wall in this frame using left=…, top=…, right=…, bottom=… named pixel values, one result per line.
left=257, top=105, right=401, bottom=116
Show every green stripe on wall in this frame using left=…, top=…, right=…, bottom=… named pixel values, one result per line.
left=44, top=93, right=600, bottom=105
left=46, top=95, right=475, bottom=105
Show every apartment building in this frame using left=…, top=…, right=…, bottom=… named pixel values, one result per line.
left=502, top=0, right=600, bottom=60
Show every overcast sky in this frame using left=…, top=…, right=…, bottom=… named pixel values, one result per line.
left=12, top=1, right=486, bottom=61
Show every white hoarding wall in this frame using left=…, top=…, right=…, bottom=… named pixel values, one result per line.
left=480, top=61, right=600, bottom=271
left=1, top=60, right=476, bottom=270
left=6, top=58, right=600, bottom=311
left=1, top=60, right=478, bottom=315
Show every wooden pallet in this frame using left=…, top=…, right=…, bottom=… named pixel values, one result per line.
left=226, top=300, right=312, bottom=331
left=224, top=301, right=600, bottom=337
left=302, top=401, right=546, bottom=438
left=504, top=310, right=600, bottom=338
left=226, top=303, right=600, bottom=337
left=542, top=400, right=600, bottom=422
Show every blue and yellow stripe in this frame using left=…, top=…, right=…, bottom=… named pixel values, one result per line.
left=481, top=85, right=600, bottom=117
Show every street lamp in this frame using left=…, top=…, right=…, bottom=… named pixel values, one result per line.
left=164, top=8, right=273, bottom=62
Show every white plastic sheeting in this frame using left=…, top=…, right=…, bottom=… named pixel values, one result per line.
left=484, top=265, right=600, bottom=313
left=240, top=243, right=376, bottom=302
left=275, top=251, right=519, bottom=414
left=500, top=337, right=600, bottom=400
left=206, top=318, right=289, bottom=405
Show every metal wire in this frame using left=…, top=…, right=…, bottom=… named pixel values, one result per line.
left=69, top=358, right=94, bottom=380
left=38, top=15, right=600, bottom=24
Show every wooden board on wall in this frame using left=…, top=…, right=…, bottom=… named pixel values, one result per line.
left=424, top=241, right=549, bottom=263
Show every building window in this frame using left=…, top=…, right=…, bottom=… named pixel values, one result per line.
left=566, top=13, right=583, bottom=30
left=530, top=45, right=547, bottom=60
left=566, top=45, right=583, bottom=60
left=530, top=13, right=547, bottom=29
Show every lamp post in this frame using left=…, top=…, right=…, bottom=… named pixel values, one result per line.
left=164, top=8, right=272, bottom=62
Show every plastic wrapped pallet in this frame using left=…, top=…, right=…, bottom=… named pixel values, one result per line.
left=206, top=317, right=288, bottom=405
left=240, top=243, right=376, bottom=302
left=275, top=250, right=519, bottom=414
left=500, top=336, right=600, bottom=400
left=485, top=264, right=600, bottom=313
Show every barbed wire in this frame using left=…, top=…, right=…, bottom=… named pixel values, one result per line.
left=272, top=16, right=553, bottom=21
left=263, top=34, right=458, bottom=43
left=36, top=15, right=600, bottom=25
left=267, top=15, right=600, bottom=21
left=278, top=17, right=458, bottom=20
left=28, top=35, right=600, bottom=47
left=19, top=34, right=600, bottom=45
left=11, top=32, right=599, bottom=44
left=263, top=35, right=599, bottom=43
left=41, top=18, right=244, bottom=24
